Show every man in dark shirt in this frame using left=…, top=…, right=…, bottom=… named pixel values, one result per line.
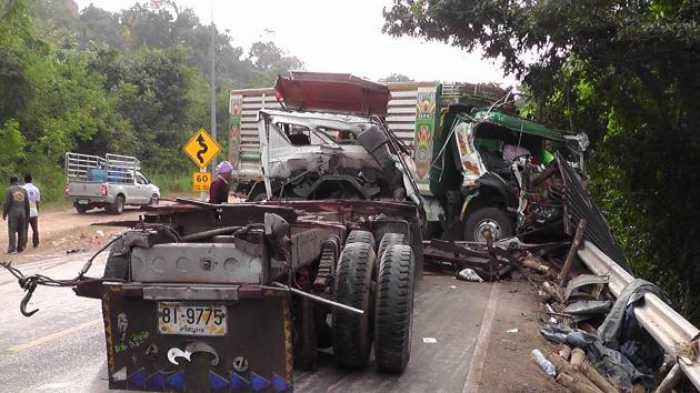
left=209, top=161, right=234, bottom=204
left=3, top=176, right=30, bottom=253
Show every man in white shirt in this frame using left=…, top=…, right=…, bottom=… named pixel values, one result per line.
left=23, top=174, right=40, bottom=248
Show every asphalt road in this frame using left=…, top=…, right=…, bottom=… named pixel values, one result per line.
left=0, top=254, right=499, bottom=393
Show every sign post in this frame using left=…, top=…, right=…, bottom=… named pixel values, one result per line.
left=184, top=128, right=221, bottom=201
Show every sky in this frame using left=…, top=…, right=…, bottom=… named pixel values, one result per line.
left=74, top=0, right=516, bottom=87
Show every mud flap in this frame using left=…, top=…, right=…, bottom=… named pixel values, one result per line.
left=101, top=285, right=293, bottom=392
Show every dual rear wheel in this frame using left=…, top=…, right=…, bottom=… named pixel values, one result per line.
left=332, top=231, right=415, bottom=373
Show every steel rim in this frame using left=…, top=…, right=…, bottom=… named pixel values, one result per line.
left=474, top=219, right=502, bottom=242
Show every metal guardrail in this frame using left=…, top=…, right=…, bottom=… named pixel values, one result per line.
left=578, top=241, right=700, bottom=389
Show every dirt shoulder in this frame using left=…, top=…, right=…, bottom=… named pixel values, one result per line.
left=0, top=207, right=142, bottom=264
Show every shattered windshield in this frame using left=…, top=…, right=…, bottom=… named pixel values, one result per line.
left=272, top=122, right=360, bottom=147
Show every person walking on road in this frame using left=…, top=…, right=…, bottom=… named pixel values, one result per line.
left=23, top=173, right=40, bottom=248
left=3, top=176, right=30, bottom=254
left=209, top=161, right=234, bottom=204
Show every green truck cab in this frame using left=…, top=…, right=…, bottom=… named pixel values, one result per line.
left=414, top=86, right=588, bottom=241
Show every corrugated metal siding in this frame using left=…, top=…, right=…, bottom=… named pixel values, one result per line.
left=230, top=83, right=432, bottom=151
left=235, top=88, right=281, bottom=153
left=386, top=86, right=423, bottom=147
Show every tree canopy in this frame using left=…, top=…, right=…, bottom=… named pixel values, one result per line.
left=0, top=0, right=303, bottom=198
left=384, top=0, right=700, bottom=322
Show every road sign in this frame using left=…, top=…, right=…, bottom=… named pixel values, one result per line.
left=192, top=171, right=212, bottom=192
left=184, top=128, right=221, bottom=168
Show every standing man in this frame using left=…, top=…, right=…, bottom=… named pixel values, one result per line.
left=3, top=176, right=29, bottom=254
left=209, top=161, right=233, bottom=204
left=23, top=173, right=40, bottom=248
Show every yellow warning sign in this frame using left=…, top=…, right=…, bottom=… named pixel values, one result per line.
left=184, top=128, right=221, bottom=168
left=192, top=172, right=212, bottom=192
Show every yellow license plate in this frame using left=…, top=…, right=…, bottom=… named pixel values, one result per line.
left=157, top=303, right=227, bottom=336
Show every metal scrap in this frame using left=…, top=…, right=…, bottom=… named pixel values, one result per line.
left=564, top=274, right=609, bottom=301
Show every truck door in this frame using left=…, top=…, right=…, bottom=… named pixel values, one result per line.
left=134, top=173, right=150, bottom=203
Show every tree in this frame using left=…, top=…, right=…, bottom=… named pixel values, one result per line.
left=379, top=73, right=413, bottom=83
left=384, top=0, right=700, bottom=322
left=247, top=41, right=304, bottom=86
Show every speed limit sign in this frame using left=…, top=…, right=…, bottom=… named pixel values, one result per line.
left=192, top=172, right=212, bottom=192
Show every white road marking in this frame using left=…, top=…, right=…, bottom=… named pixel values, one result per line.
left=8, top=319, right=101, bottom=353
left=37, top=382, right=73, bottom=390
left=462, top=283, right=501, bottom=393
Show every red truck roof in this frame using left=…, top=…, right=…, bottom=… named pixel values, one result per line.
left=274, top=71, right=390, bottom=116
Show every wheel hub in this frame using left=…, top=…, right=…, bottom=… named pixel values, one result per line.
left=474, top=219, right=502, bottom=242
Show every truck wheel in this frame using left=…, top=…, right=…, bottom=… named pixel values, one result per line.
left=345, top=230, right=375, bottom=250
left=463, top=207, right=513, bottom=242
left=377, top=233, right=406, bottom=260
left=103, top=250, right=129, bottom=281
left=333, top=242, right=375, bottom=369
left=374, top=244, right=415, bottom=374
left=149, top=194, right=159, bottom=206
left=110, top=195, right=125, bottom=214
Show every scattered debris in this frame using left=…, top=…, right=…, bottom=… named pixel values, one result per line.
left=564, top=274, right=609, bottom=302
left=538, top=275, right=670, bottom=392
left=95, top=230, right=105, bottom=238
left=422, top=337, right=438, bottom=344
left=558, top=219, right=587, bottom=285
left=506, top=328, right=519, bottom=334
left=531, top=348, right=556, bottom=377
left=563, top=301, right=612, bottom=319
left=456, top=268, right=484, bottom=282
left=522, top=253, right=551, bottom=274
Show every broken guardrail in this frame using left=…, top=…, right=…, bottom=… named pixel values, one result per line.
left=578, top=240, right=700, bottom=390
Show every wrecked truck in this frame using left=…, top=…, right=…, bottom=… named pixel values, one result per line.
left=417, top=105, right=590, bottom=242
left=79, top=199, right=421, bottom=392
left=233, top=72, right=589, bottom=243
left=31, top=87, right=423, bottom=392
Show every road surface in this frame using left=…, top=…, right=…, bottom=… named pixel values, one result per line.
left=0, top=253, right=563, bottom=393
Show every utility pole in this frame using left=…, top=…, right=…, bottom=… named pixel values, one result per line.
left=209, top=0, right=217, bottom=173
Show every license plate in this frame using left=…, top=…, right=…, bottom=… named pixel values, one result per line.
left=78, top=200, right=89, bottom=205
left=157, top=303, right=227, bottom=336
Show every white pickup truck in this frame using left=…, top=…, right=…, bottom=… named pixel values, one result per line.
left=64, top=153, right=160, bottom=214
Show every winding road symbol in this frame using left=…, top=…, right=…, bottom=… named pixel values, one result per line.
left=196, top=134, right=208, bottom=164
left=184, top=128, right=220, bottom=168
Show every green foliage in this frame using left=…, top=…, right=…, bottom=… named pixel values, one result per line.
left=384, top=0, right=700, bottom=322
left=379, top=73, right=414, bottom=82
left=149, top=171, right=193, bottom=195
left=0, top=0, right=302, bottom=207
left=0, top=119, right=26, bottom=179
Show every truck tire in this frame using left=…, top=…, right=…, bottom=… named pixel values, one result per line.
left=110, top=195, right=125, bottom=214
left=377, top=233, right=406, bottom=260
left=374, top=244, right=415, bottom=374
left=103, top=250, right=129, bottom=281
left=463, top=207, right=513, bottom=242
left=333, top=242, right=375, bottom=369
left=345, top=230, right=375, bottom=250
